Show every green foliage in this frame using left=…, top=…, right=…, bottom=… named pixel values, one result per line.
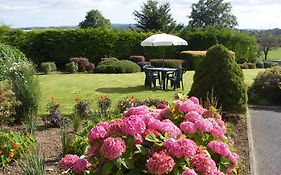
left=189, top=44, right=248, bottom=113
left=248, top=66, right=281, bottom=105
left=95, top=58, right=141, bottom=73
left=65, top=61, right=78, bottom=73
left=188, top=0, right=237, bottom=28
left=69, top=135, right=88, bottom=156
left=40, top=62, right=57, bottom=74
left=133, top=0, right=180, bottom=33
left=79, top=9, right=111, bottom=29
left=150, top=59, right=184, bottom=68
left=239, top=63, right=249, bottom=69
left=179, top=51, right=207, bottom=70
left=0, top=83, right=20, bottom=124
left=0, top=43, right=27, bottom=80
left=60, top=118, right=73, bottom=155
left=179, top=28, right=258, bottom=63
left=0, top=44, right=40, bottom=123
left=247, top=63, right=256, bottom=69
left=264, top=61, right=278, bottom=68
left=18, top=147, right=45, bottom=175
left=0, top=130, right=35, bottom=167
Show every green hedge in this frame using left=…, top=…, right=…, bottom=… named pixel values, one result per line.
left=150, top=59, right=184, bottom=68
left=179, top=51, right=207, bottom=70
left=0, top=26, right=258, bottom=69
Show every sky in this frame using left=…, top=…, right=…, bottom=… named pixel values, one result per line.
left=0, top=0, right=280, bottom=29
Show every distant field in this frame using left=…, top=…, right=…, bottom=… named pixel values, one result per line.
left=258, top=47, right=281, bottom=60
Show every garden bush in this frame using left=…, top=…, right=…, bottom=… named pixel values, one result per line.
left=95, top=58, right=141, bottom=73
left=179, top=51, right=207, bottom=70
left=248, top=66, right=281, bottom=105
left=60, top=97, right=239, bottom=174
left=40, top=62, right=57, bottom=74
left=0, top=130, right=35, bottom=167
left=247, top=62, right=256, bottom=69
left=264, top=61, right=278, bottom=68
left=150, top=59, right=184, bottom=68
left=189, top=44, right=248, bottom=113
left=239, top=63, right=249, bottom=69
left=0, top=44, right=40, bottom=123
left=65, top=62, right=78, bottom=73
left=256, top=60, right=264, bottom=68
left=0, top=83, right=20, bottom=124
left=128, top=55, right=151, bottom=71
left=69, top=57, right=95, bottom=72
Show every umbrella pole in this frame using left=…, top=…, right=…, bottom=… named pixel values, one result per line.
left=162, top=47, right=164, bottom=68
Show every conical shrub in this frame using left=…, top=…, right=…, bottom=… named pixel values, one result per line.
left=189, top=44, right=247, bottom=113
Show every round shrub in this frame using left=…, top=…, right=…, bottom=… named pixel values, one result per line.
left=0, top=43, right=27, bottom=80
left=65, top=62, right=78, bottom=73
left=264, top=61, right=278, bottom=68
left=256, top=60, right=264, bottom=68
left=239, top=63, right=249, bottom=69
left=189, top=44, right=248, bottom=113
left=248, top=66, right=281, bottom=105
left=40, top=62, right=57, bottom=74
left=247, top=62, right=256, bottom=69
left=69, top=57, right=95, bottom=72
left=95, top=58, right=141, bottom=73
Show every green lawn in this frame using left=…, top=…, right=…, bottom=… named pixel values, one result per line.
left=38, top=69, right=264, bottom=115
left=259, top=47, right=281, bottom=60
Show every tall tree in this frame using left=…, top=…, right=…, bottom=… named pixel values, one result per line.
left=79, top=9, right=111, bottom=29
left=188, top=0, right=237, bottom=28
left=133, top=0, right=180, bottom=33
left=258, top=32, right=279, bottom=61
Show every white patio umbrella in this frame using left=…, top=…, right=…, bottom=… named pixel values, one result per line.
left=141, top=33, right=188, bottom=67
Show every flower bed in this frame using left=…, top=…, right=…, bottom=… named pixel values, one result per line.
left=60, top=97, right=238, bottom=174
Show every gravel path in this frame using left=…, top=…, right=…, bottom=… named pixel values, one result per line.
left=248, top=106, right=281, bottom=175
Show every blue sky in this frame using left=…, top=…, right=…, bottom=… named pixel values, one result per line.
left=0, top=0, right=280, bottom=29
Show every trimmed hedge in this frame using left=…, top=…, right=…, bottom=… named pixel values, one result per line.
left=95, top=58, right=141, bottom=73
left=0, top=26, right=258, bottom=69
left=150, top=59, right=184, bottom=68
left=179, top=51, right=207, bottom=70
left=189, top=44, right=248, bottom=113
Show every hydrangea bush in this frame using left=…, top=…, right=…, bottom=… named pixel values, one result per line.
left=60, top=97, right=238, bottom=175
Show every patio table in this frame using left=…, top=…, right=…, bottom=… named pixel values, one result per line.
left=146, top=67, right=177, bottom=90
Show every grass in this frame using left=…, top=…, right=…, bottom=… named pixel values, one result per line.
left=258, top=47, right=281, bottom=60
left=38, top=69, right=264, bottom=115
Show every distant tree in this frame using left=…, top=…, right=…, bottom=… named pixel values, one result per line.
left=188, top=0, right=237, bottom=28
left=133, top=0, right=181, bottom=33
left=258, top=32, right=279, bottom=61
left=79, top=9, right=111, bottom=29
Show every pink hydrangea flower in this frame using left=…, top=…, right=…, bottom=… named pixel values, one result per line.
left=227, top=152, right=238, bottom=173
left=185, top=111, right=203, bottom=123
left=147, top=151, right=175, bottom=175
left=124, top=105, right=150, bottom=117
left=134, top=134, right=144, bottom=144
left=191, top=153, right=218, bottom=174
left=164, top=138, right=198, bottom=158
left=194, top=119, right=213, bottom=132
left=182, top=169, right=197, bottom=175
left=123, top=115, right=146, bottom=135
left=161, top=119, right=182, bottom=138
left=88, top=125, right=107, bottom=143
left=189, top=96, right=199, bottom=105
left=72, top=158, right=91, bottom=173
left=87, top=145, right=99, bottom=156
left=60, top=154, right=80, bottom=170
left=96, top=122, right=109, bottom=131
left=160, top=106, right=170, bottom=117
left=101, top=137, right=126, bottom=160
left=180, top=121, right=197, bottom=134
left=207, top=141, right=231, bottom=157
left=108, top=118, right=125, bottom=134
left=149, top=109, right=162, bottom=119
left=176, top=99, right=203, bottom=114
left=208, top=119, right=225, bottom=137
left=147, top=119, right=162, bottom=130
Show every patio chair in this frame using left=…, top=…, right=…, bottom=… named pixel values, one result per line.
left=143, top=65, right=161, bottom=88
left=166, top=67, right=185, bottom=90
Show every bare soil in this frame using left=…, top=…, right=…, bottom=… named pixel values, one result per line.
left=1, top=115, right=250, bottom=175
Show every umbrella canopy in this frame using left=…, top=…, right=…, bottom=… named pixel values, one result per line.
left=141, top=33, right=188, bottom=47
